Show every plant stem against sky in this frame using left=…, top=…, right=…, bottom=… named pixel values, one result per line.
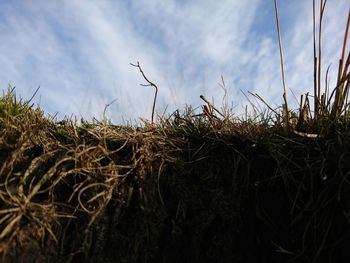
left=0, top=0, right=348, bottom=123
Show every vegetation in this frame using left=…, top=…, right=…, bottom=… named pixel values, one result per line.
left=0, top=1, right=350, bottom=262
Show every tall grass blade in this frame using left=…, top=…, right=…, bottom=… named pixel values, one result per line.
left=273, top=0, right=289, bottom=130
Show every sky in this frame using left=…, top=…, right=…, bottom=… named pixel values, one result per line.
left=0, top=0, right=349, bottom=124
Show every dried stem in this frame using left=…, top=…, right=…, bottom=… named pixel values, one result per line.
left=316, top=0, right=328, bottom=118
left=313, top=0, right=318, bottom=118
left=331, top=8, right=350, bottom=118
left=131, top=62, right=158, bottom=124
left=339, top=9, right=350, bottom=82
left=200, top=95, right=225, bottom=118
left=273, top=0, right=289, bottom=129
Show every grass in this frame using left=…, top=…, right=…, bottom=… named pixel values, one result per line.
left=0, top=2, right=349, bottom=263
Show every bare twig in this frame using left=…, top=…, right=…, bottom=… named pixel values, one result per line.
left=273, top=0, right=290, bottom=129
left=130, top=62, right=158, bottom=124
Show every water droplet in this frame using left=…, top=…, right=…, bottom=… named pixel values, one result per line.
left=322, top=175, right=328, bottom=181
left=254, top=181, right=259, bottom=187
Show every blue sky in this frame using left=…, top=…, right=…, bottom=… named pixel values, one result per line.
left=0, top=0, right=348, bottom=123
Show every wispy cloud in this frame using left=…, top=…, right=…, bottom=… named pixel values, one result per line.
left=0, top=0, right=348, bottom=122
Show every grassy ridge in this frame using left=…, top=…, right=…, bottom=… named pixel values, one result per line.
left=1, top=89, right=350, bottom=262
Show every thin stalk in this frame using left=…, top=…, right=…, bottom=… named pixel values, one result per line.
left=332, top=9, right=350, bottom=118
left=339, top=9, right=350, bottom=84
left=131, top=62, right=158, bottom=124
left=317, top=0, right=323, bottom=115
left=313, top=0, right=318, bottom=118
left=273, top=0, right=289, bottom=130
